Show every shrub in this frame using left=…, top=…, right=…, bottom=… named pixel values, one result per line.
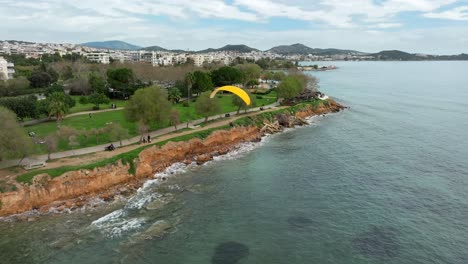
left=182, top=101, right=189, bottom=107
left=256, top=95, right=263, bottom=99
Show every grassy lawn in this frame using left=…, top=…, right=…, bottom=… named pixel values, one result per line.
left=69, top=96, right=128, bottom=114
left=25, top=93, right=278, bottom=152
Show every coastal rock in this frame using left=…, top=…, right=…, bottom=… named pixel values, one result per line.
left=145, top=200, right=166, bottom=211
left=137, top=220, right=172, bottom=239
left=196, top=154, right=213, bottom=165
left=0, top=101, right=344, bottom=217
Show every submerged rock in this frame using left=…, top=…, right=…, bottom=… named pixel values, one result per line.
left=287, top=216, right=314, bottom=228
left=353, top=226, right=400, bottom=258
left=138, top=220, right=172, bottom=240
left=211, top=241, right=250, bottom=264
left=145, top=199, right=169, bottom=211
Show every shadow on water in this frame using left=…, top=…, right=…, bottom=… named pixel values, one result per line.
left=287, top=216, right=315, bottom=229
left=211, top=241, right=249, bottom=264
left=352, top=226, right=400, bottom=259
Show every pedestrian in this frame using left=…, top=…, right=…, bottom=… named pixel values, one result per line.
left=142, top=138, right=146, bottom=143
left=147, top=135, right=151, bottom=143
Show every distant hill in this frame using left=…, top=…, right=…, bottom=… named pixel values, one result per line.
left=370, top=50, right=422, bottom=60
left=140, top=45, right=167, bottom=52
left=197, top=44, right=259, bottom=53
left=80, top=40, right=141, bottom=50
left=267, top=43, right=364, bottom=55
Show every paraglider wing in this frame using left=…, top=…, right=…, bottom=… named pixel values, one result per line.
left=210, top=86, right=251, bottom=106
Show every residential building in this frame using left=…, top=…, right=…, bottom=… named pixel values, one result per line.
left=190, top=55, right=205, bottom=67
left=0, top=56, right=14, bottom=80
left=86, top=52, right=110, bottom=64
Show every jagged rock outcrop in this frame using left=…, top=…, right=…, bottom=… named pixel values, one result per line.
left=0, top=100, right=345, bottom=217
left=0, top=127, right=261, bottom=217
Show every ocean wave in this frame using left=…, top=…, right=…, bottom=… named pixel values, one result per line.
left=90, top=209, right=146, bottom=238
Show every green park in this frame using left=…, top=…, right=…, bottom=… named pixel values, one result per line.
left=0, top=54, right=314, bottom=162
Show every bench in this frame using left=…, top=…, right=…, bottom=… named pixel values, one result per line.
left=23, top=161, right=46, bottom=170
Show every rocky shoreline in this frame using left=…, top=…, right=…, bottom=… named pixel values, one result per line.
left=0, top=99, right=346, bottom=219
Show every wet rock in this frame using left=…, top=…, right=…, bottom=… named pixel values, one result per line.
left=353, top=226, right=400, bottom=258
left=139, top=220, right=172, bottom=239
left=196, top=154, right=213, bottom=165
left=211, top=241, right=250, bottom=264
left=145, top=199, right=168, bottom=211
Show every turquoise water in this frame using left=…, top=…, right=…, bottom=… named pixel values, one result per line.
left=1, top=61, right=468, bottom=264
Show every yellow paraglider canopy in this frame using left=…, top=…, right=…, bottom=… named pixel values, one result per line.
left=210, top=86, right=251, bottom=106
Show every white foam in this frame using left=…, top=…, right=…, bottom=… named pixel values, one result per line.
left=154, top=162, right=191, bottom=179
left=212, top=141, right=264, bottom=162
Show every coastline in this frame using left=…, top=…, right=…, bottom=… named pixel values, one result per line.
left=0, top=99, right=346, bottom=219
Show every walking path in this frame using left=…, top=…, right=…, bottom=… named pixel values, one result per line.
left=1, top=103, right=279, bottom=170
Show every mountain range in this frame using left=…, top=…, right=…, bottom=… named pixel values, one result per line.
left=80, top=40, right=142, bottom=50
left=79, top=40, right=468, bottom=60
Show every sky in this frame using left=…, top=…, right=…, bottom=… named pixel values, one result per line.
left=1, top=0, right=468, bottom=54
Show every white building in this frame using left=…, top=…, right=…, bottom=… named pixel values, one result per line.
left=190, top=55, right=205, bottom=67
left=0, top=56, right=14, bottom=80
left=86, top=52, right=110, bottom=64
left=173, top=54, right=187, bottom=64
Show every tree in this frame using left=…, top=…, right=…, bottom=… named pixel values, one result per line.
left=263, top=71, right=274, bottom=80
left=236, top=63, right=262, bottom=87
left=89, top=72, right=107, bottom=94
left=107, top=68, right=134, bottom=95
left=44, top=134, right=58, bottom=161
left=0, top=95, right=38, bottom=120
left=170, top=109, right=180, bottom=130
left=29, top=71, right=52, bottom=88
left=47, top=92, right=69, bottom=121
left=276, top=76, right=304, bottom=100
left=192, top=71, right=213, bottom=95
left=184, top=72, right=194, bottom=101
left=174, top=80, right=188, bottom=97
left=124, top=86, right=171, bottom=127
left=168, top=87, right=182, bottom=104
left=47, top=67, right=59, bottom=83
left=45, top=83, right=65, bottom=96
left=195, top=91, right=221, bottom=122
left=211, top=66, right=244, bottom=87
left=232, top=89, right=256, bottom=114
left=61, top=65, right=74, bottom=80
left=58, top=126, right=79, bottom=149
left=0, top=107, right=35, bottom=161
left=138, top=121, right=149, bottom=142
left=272, top=71, right=286, bottom=81
left=255, top=58, right=271, bottom=69
left=107, top=123, right=129, bottom=146
left=87, top=92, right=110, bottom=109
left=69, top=75, right=91, bottom=95
left=0, top=78, right=28, bottom=97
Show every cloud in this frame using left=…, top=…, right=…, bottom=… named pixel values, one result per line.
left=0, top=0, right=467, bottom=53
left=372, top=23, right=403, bottom=29
left=424, top=6, right=468, bottom=21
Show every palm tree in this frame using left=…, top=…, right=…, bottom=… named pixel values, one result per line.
left=47, top=92, right=69, bottom=121
left=184, top=72, right=194, bottom=102
left=168, top=87, right=182, bottom=104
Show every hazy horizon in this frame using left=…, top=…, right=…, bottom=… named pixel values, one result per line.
left=1, top=0, right=467, bottom=54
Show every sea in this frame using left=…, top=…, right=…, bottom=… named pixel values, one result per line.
left=1, top=61, right=467, bottom=264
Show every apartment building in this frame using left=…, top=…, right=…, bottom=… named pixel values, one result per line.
left=0, top=56, right=14, bottom=80
left=86, top=52, right=110, bottom=64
